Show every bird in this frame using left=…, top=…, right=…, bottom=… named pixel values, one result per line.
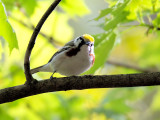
left=30, top=34, right=95, bottom=77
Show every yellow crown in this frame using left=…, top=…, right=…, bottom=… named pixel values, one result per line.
left=83, top=34, right=94, bottom=42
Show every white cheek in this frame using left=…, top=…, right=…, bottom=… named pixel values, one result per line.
left=91, top=46, right=94, bottom=53
left=74, top=40, right=81, bottom=47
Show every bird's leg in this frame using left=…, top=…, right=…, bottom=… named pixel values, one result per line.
left=50, top=71, right=56, bottom=80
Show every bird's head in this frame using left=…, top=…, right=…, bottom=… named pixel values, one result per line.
left=74, top=34, right=94, bottom=48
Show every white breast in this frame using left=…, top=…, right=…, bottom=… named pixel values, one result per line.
left=49, top=45, right=93, bottom=76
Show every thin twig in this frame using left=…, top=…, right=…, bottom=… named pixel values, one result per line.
left=1, top=72, right=160, bottom=104
left=24, top=0, right=61, bottom=84
left=107, top=60, right=158, bottom=73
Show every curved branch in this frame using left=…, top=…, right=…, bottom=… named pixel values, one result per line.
left=24, top=0, right=61, bottom=84
left=1, top=72, right=160, bottom=104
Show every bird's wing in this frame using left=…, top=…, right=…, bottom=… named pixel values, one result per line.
left=48, top=40, right=75, bottom=63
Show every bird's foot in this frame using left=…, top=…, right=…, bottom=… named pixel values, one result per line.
left=50, top=75, right=56, bottom=80
left=50, top=71, right=56, bottom=80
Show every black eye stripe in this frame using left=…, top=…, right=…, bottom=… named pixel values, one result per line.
left=78, top=37, right=85, bottom=46
left=79, top=37, right=84, bottom=41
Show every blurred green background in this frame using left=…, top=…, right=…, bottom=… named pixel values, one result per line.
left=1, top=0, right=160, bottom=120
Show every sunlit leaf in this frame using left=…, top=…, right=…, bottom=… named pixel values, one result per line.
left=1, top=0, right=15, bottom=11
left=60, top=0, right=90, bottom=16
left=95, top=0, right=130, bottom=21
left=104, top=11, right=128, bottom=31
left=152, top=13, right=160, bottom=27
left=19, top=0, right=37, bottom=16
left=93, top=32, right=111, bottom=47
left=2, top=0, right=37, bottom=16
left=94, top=8, right=113, bottom=21
left=0, top=1, right=18, bottom=52
left=111, top=0, right=130, bottom=16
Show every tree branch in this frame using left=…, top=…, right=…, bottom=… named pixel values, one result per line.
left=24, top=0, right=61, bottom=84
left=1, top=72, right=160, bottom=104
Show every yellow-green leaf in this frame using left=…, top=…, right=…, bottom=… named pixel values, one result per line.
left=0, top=1, right=18, bottom=52
left=60, top=0, right=90, bottom=16
left=94, top=8, right=113, bottom=21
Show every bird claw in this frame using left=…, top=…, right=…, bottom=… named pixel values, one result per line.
left=50, top=71, right=56, bottom=80
left=50, top=75, right=53, bottom=80
left=50, top=75, right=56, bottom=80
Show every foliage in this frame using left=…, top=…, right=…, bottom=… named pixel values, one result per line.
left=89, top=0, right=160, bottom=74
left=0, top=0, right=160, bottom=120
left=60, top=0, right=90, bottom=16
left=0, top=0, right=18, bottom=52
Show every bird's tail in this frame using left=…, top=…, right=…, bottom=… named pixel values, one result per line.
left=30, top=64, right=52, bottom=74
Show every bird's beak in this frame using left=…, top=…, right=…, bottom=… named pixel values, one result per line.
left=85, top=42, right=90, bottom=45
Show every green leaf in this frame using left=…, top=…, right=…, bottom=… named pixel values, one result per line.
left=86, top=32, right=116, bottom=74
left=152, top=0, right=158, bottom=12
left=152, top=13, right=160, bottom=27
left=93, top=32, right=111, bottom=47
left=0, top=1, right=7, bottom=20
left=104, top=11, right=128, bottom=31
left=19, top=0, right=37, bottom=16
left=0, top=1, right=18, bottom=52
left=60, top=0, right=90, bottom=16
left=95, top=0, right=130, bottom=21
left=111, top=0, right=130, bottom=16
left=1, top=0, right=15, bottom=11
left=94, top=8, right=113, bottom=21
left=2, top=0, right=37, bottom=16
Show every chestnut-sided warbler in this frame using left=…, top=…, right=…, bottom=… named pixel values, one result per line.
left=31, top=34, right=95, bottom=76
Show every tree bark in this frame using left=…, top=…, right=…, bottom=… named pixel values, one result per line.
left=1, top=72, right=160, bottom=104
